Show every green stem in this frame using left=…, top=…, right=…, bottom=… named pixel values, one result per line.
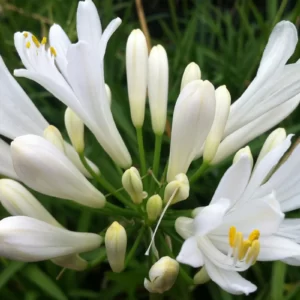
left=189, top=162, right=209, bottom=184
left=125, top=226, right=146, bottom=267
left=136, top=127, right=147, bottom=176
left=150, top=134, right=163, bottom=193
left=105, top=203, right=139, bottom=218
left=88, top=249, right=106, bottom=269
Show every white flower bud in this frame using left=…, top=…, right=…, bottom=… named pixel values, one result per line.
left=11, top=134, right=105, bottom=208
left=148, top=44, right=169, bottom=135
left=180, top=62, right=201, bottom=91
left=43, top=125, right=65, bottom=153
left=122, top=167, right=147, bottom=204
left=0, top=139, right=18, bottom=180
left=164, top=173, right=189, bottom=205
left=203, top=85, right=231, bottom=163
left=0, top=216, right=102, bottom=262
left=126, top=29, right=148, bottom=127
left=233, top=146, right=253, bottom=168
left=105, top=221, right=127, bottom=273
left=175, top=216, right=193, bottom=239
left=64, top=108, right=85, bottom=153
left=256, top=128, right=286, bottom=165
left=144, top=256, right=179, bottom=294
left=194, top=267, right=210, bottom=285
left=146, top=195, right=163, bottom=221
left=105, top=83, right=112, bottom=107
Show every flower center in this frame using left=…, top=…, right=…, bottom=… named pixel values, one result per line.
left=228, top=226, right=260, bottom=266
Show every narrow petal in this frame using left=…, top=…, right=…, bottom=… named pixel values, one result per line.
left=175, top=217, right=194, bottom=239
left=176, top=237, right=204, bottom=268
left=0, top=216, right=102, bottom=262
left=0, top=140, right=18, bottom=180
left=204, top=258, right=257, bottom=295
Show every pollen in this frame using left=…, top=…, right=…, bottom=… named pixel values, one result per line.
left=41, top=37, right=47, bottom=45
left=228, top=226, right=236, bottom=247
left=50, top=47, right=57, bottom=57
left=248, top=229, right=260, bottom=243
left=245, top=240, right=260, bottom=265
left=32, top=35, right=40, bottom=48
left=26, top=41, right=31, bottom=49
left=23, top=32, right=28, bottom=38
left=238, top=240, right=251, bottom=260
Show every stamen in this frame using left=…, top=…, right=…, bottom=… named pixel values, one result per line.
left=26, top=41, right=31, bottom=49
left=50, top=47, right=57, bottom=57
left=233, top=232, right=243, bottom=262
left=41, top=37, right=47, bottom=45
left=228, top=226, right=236, bottom=247
left=238, top=240, right=251, bottom=260
left=248, top=229, right=260, bottom=242
left=245, top=240, right=260, bottom=265
left=23, top=32, right=28, bottom=38
left=32, top=35, right=40, bottom=48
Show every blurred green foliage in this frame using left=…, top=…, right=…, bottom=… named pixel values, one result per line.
left=0, top=0, right=300, bottom=299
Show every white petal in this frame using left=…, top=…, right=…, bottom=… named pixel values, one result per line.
left=204, top=257, right=257, bottom=295
left=194, top=198, right=230, bottom=236
left=11, top=135, right=105, bottom=208
left=77, top=0, right=102, bottom=45
left=0, top=216, right=102, bottom=262
left=210, top=156, right=251, bottom=205
left=0, top=140, right=18, bottom=180
left=281, top=256, right=300, bottom=266
left=176, top=237, right=204, bottom=268
left=175, top=217, right=194, bottom=239
left=258, top=236, right=300, bottom=261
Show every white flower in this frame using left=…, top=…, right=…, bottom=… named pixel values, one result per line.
left=0, top=139, right=18, bottom=180
left=148, top=45, right=169, bottom=135
left=126, top=29, right=148, bottom=128
left=176, top=135, right=300, bottom=295
left=0, top=216, right=102, bottom=262
left=14, top=0, right=132, bottom=168
left=180, top=62, right=201, bottom=91
left=144, top=256, right=179, bottom=293
left=0, top=55, right=98, bottom=177
left=43, top=125, right=65, bottom=153
left=164, top=174, right=189, bottom=205
left=11, top=134, right=105, bottom=208
left=167, top=80, right=216, bottom=181
left=195, top=21, right=300, bottom=164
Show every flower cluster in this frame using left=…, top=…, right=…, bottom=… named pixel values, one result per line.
left=0, top=0, right=300, bottom=295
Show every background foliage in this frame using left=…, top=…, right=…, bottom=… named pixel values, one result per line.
left=0, top=0, right=300, bottom=299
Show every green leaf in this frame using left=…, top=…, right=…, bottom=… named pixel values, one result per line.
left=0, top=261, right=25, bottom=289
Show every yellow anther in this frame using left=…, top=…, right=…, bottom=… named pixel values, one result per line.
left=50, top=47, right=57, bottom=57
left=238, top=240, right=251, bottom=260
left=228, top=226, right=236, bottom=247
left=245, top=240, right=260, bottom=265
left=23, top=32, right=28, bottom=38
left=26, top=41, right=31, bottom=49
left=31, top=35, right=40, bottom=48
left=248, top=229, right=260, bottom=243
left=41, top=37, right=47, bottom=45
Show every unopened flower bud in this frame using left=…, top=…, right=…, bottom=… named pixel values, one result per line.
left=148, top=45, right=169, bottom=135
left=105, top=83, right=112, bottom=107
left=256, top=128, right=286, bottom=165
left=43, top=125, right=65, bottom=153
left=126, top=29, right=148, bottom=127
left=64, top=107, right=85, bottom=153
left=122, top=167, right=147, bottom=204
left=194, top=267, right=210, bottom=285
left=203, top=85, right=231, bottom=163
left=105, top=221, right=127, bottom=273
left=144, top=256, right=179, bottom=294
left=180, top=62, right=201, bottom=91
left=146, top=195, right=163, bottom=221
left=164, top=173, right=189, bottom=205
left=233, top=146, right=253, bottom=167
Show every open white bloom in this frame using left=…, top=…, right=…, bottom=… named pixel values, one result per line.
left=0, top=55, right=98, bottom=177
left=148, top=45, right=169, bottom=135
left=11, top=135, right=105, bottom=208
left=0, top=216, right=102, bottom=262
left=195, top=21, right=300, bottom=164
left=0, top=139, right=18, bottom=180
left=176, top=135, right=300, bottom=295
left=167, top=80, right=215, bottom=181
left=13, top=0, right=131, bottom=168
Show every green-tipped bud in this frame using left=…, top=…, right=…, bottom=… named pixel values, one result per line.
left=233, top=146, right=253, bottom=168
left=194, top=267, right=210, bottom=285
left=105, top=221, right=127, bottom=273
left=64, top=107, right=85, bottom=153
left=146, top=195, right=163, bottom=221
left=164, top=173, right=189, bottom=205
left=43, top=125, right=65, bottom=153
left=144, top=256, right=179, bottom=293
left=180, top=62, right=201, bottom=91
left=122, top=167, right=147, bottom=204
